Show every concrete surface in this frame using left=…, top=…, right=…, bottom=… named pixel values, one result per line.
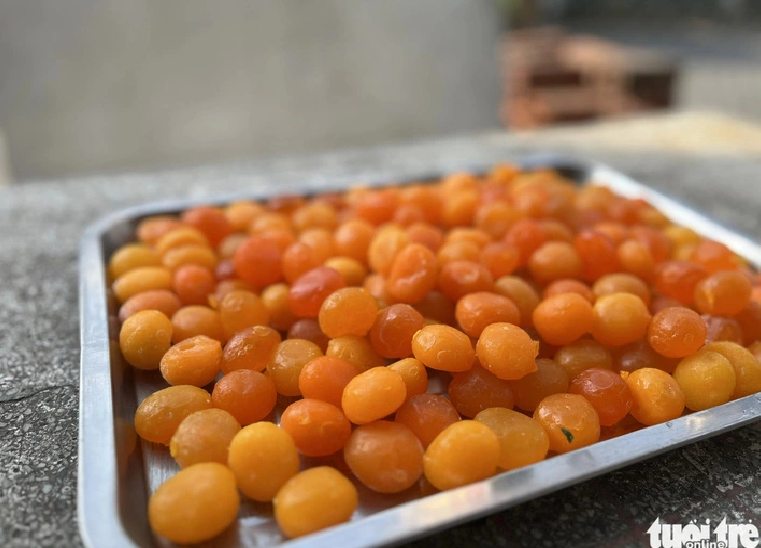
left=0, top=0, right=501, bottom=181
left=0, top=116, right=760, bottom=547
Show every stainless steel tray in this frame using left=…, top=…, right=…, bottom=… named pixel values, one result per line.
left=78, top=157, right=761, bottom=548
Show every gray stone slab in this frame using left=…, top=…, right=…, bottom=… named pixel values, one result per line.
left=0, top=134, right=760, bottom=547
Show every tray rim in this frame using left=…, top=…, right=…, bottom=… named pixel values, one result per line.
left=78, top=155, right=761, bottom=548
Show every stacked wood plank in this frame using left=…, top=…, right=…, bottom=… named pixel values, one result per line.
left=502, top=27, right=679, bottom=128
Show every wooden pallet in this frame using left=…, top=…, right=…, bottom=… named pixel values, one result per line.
left=502, top=28, right=679, bottom=128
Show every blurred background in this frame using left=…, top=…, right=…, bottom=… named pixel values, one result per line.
left=0, top=0, right=760, bottom=184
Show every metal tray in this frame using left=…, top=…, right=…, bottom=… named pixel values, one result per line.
left=78, top=157, right=761, bottom=548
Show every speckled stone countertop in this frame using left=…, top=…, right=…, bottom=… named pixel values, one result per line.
left=1, top=112, right=760, bottom=548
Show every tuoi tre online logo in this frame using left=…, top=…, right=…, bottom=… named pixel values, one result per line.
left=647, top=517, right=759, bottom=548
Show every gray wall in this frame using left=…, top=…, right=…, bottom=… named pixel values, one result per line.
left=0, top=0, right=502, bottom=180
